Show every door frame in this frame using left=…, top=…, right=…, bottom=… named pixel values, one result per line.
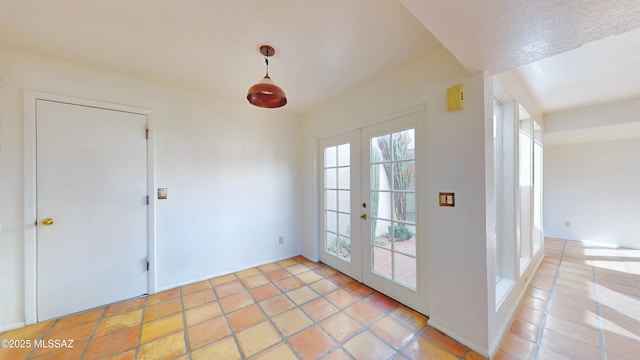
left=316, top=104, right=429, bottom=315
left=23, top=91, right=156, bottom=325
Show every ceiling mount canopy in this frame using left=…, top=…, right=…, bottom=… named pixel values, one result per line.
left=247, top=45, right=287, bottom=108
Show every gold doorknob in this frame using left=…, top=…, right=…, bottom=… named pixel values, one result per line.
left=360, top=213, right=368, bottom=220
left=41, top=217, right=55, bottom=226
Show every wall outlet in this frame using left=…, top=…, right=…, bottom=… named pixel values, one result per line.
left=278, top=236, right=284, bottom=244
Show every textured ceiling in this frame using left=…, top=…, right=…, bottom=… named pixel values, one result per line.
left=401, top=0, right=640, bottom=74
left=0, top=0, right=639, bottom=114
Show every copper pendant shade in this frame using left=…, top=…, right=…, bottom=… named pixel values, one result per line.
left=247, top=45, right=287, bottom=108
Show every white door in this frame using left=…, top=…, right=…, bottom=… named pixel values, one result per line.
left=36, top=100, right=148, bottom=321
left=319, top=130, right=362, bottom=280
left=319, top=110, right=427, bottom=314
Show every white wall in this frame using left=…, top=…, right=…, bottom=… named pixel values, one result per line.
left=544, top=138, right=640, bottom=249
left=0, top=47, right=302, bottom=331
left=301, top=47, right=491, bottom=355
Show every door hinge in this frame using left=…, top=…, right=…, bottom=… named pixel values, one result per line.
left=146, top=257, right=150, bottom=271
left=145, top=125, right=149, bottom=140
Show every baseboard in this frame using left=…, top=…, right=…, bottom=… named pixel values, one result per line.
left=427, top=320, right=489, bottom=358
left=0, top=322, right=26, bottom=333
left=153, top=252, right=301, bottom=293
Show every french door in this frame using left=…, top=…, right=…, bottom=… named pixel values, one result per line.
left=319, top=109, right=427, bottom=313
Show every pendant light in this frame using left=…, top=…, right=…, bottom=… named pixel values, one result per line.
left=247, top=45, right=287, bottom=108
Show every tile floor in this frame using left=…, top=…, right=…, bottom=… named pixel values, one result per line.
left=495, top=238, right=640, bottom=359
left=0, top=256, right=484, bottom=360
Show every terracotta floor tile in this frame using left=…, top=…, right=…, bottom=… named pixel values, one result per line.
left=260, top=294, right=295, bottom=317
left=181, top=280, right=212, bottom=295
left=146, top=288, right=180, bottom=305
left=275, top=276, right=304, bottom=292
left=538, top=328, right=601, bottom=359
left=227, top=304, right=266, bottom=332
left=492, top=351, right=519, bottom=360
left=370, top=316, right=415, bottom=349
left=250, top=283, right=282, bottom=301
left=220, top=291, right=254, bottom=313
left=0, top=346, right=33, bottom=360
left=31, top=342, right=88, bottom=360
left=236, top=267, right=261, bottom=279
left=367, top=292, right=400, bottom=312
left=182, top=289, right=216, bottom=309
left=1, top=320, right=55, bottom=340
left=209, top=274, right=237, bottom=287
left=390, top=305, right=428, bottom=331
left=252, top=342, right=297, bottom=360
left=344, top=331, right=395, bottom=360
left=184, top=302, right=222, bottom=327
left=103, top=297, right=145, bottom=318
left=522, top=295, right=547, bottom=312
left=604, top=331, right=640, bottom=359
left=257, top=263, right=281, bottom=273
left=500, top=332, right=534, bottom=359
left=325, top=288, right=359, bottom=309
left=191, top=337, right=240, bottom=360
left=297, top=270, right=324, bottom=284
left=143, top=298, right=182, bottom=322
left=241, top=274, right=270, bottom=289
left=213, top=281, right=245, bottom=298
left=345, top=301, right=384, bottom=326
left=265, top=269, right=291, bottom=282
left=509, top=318, right=539, bottom=343
left=94, top=309, right=142, bottom=337
left=320, top=312, right=363, bottom=343
left=83, top=325, right=140, bottom=360
left=515, top=306, right=544, bottom=327
left=236, top=321, right=282, bottom=357
left=287, top=286, right=320, bottom=305
left=314, top=266, right=338, bottom=277
left=402, top=337, right=461, bottom=360
left=140, top=313, right=184, bottom=344
left=464, top=350, right=487, bottom=360
left=277, top=258, right=299, bottom=268
left=301, top=298, right=339, bottom=322
left=289, top=325, right=336, bottom=359
left=420, top=327, right=466, bottom=357
left=187, top=316, right=231, bottom=350
left=53, top=308, right=104, bottom=332
left=328, top=272, right=356, bottom=287
left=543, top=314, right=600, bottom=347
left=346, top=282, right=375, bottom=297
left=43, top=320, right=95, bottom=348
left=322, top=348, right=352, bottom=360
left=272, top=308, right=313, bottom=337
left=286, top=263, right=311, bottom=275
left=547, top=301, right=600, bottom=329
left=137, top=331, right=186, bottom=360
left=310, top=279, right=339, bottom=295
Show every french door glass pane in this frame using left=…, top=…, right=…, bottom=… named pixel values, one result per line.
left=370, top=128, right=417, bottom=289
left=326, top=190, right=337, bottom=211
left=324, top=143, right=351, bottom=262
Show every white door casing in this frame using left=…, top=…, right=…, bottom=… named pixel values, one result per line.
left=24, top=92, right=156, bottom=324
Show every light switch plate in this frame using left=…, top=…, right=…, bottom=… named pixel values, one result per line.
left=439, top=192, right=454, bottom=207
left=158, top=188, right=167, bottom=200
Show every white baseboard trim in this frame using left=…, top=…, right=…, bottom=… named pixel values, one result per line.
left=0, top=322, right=26, bottom=333
left=153, top=252, right=302, bottom=293
left=427, top=320, right=489, bottom=358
